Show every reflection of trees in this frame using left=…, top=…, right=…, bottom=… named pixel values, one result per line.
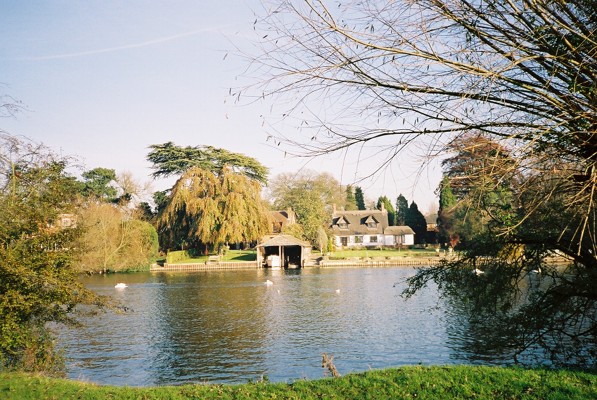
left=406, top=260, right=597, bottom=368
left=149, top=272, right=269, bottom=383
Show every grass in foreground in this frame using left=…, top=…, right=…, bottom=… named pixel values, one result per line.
left=1, top=365, right=596, bottom=400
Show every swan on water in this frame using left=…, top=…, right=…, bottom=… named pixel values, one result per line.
left=472, top=268, right=484, bottom=276
left=531, top=267, right=541, bottom=274
left=265, top=280, right=274, bottom=286
left=335, top=289, right=341, bottom=294
left=115, top=283, right=128, bottom=289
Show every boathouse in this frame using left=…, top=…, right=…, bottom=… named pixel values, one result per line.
left=256, top=234, right=311, bottom=269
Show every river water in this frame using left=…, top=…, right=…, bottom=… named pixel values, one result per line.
left=58, top=267, right=511, bottom=386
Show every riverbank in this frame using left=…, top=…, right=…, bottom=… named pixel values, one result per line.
left=2, top=366, right=595, bottom=399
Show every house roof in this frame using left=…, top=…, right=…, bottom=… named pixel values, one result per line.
left=331, top=209, right=389, bottom=235
left=257, top=234, right=311, bottom=248
left=384, top=225, right=415, bottom=235
left=270, top=211, right=289, bottom=224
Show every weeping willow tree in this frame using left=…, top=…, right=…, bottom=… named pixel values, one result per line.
left=247, top=0, right=597, bottom=367
left=159, top=166, right=270, bottom=253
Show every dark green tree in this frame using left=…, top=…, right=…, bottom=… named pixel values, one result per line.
left=376, top=195, right=395, bottom=226
left=437, top=176, right=457, bottom=247
left=395, top=194, right=409, bottom=226
left=345, top=185, right=357, bottom=211
left=81, top=167, right=117, bottom=201
left=147, top=142, right=268, bottom=184
left=405, top=201, right=427, bottom=245
left=354, top=186, right=366, bottom=210
left=0, top=134, right=103, bottom=374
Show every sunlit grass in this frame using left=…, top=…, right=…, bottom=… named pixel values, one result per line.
left=174, top=249, right=257, bottom=264
left=2, top=366, right=596, bottom=399
left=329, top=248, right=438, bottom=259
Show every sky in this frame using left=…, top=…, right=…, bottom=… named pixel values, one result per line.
left=0, top=1, right=442, bottom=213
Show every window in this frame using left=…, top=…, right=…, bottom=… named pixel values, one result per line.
left=355, top=236, right=363, bottom=243
left=367, top=221, right=377, bottom=228
left=340, top=237, right=348, bottom=246
left=369, top=235, right=378, bottom=243
left=338, top=222, right=348, bottom=229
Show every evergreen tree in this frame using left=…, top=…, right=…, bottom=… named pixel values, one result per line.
left=147, top=142, right=268, bottom=184
left=376, top=195, right=396, bottom=226
left=405, top=201, right=427, bottom=245
left=437, top=176, right=457, bottom=247
left=395, top=194, right=409, bottom=226
left=81, top=167, right=117, bottom=201
left=345, top=185, right=357, bottom=211
left=354, top=186, right=366, bottom=210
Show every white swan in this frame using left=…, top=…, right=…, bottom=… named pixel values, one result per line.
left=265, top=280, right=274, bottom=286
left=531, top=267, right=542, bottom=274
left=114, top=283, right=128, bottom=289
left=335, top=289, right=341, bottom=294
left=472, top=268, right=484, bottom=276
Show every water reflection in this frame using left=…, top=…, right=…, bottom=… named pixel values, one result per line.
left=58, top=267, right=511, bottom=386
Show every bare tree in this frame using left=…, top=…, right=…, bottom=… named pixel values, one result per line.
left=245, top=0, right=596, bottom=264
left=247, top=0, right=597, bottom=367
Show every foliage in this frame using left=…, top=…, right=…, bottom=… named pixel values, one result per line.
left=0, top=134, right=103, bottom=374
left=166, top=250, right=191, bottom=264
left=2, top=366, right=597, bottom=399
left=147, top=142, right=269, bottom=184
left=268, top=170, right=344, bottom=245
left=395, top=194, right=409, bottom=226
left=437, top=177, right=457, bottom=247
left=354, top=186, right=365, bottom=210
left=80, top=167, right=117, bottom=201
left=344, top=185, right=357, bottom=211
left=75, top=203, right=159, bottom=273
left=405, top=202, right=427, bottom=245
left=376, top=196, right=395, bottom=226
left=160, top=166, right=270, bottom=252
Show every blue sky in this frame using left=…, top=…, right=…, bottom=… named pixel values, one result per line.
left=1, top=1, right=440, bottom=211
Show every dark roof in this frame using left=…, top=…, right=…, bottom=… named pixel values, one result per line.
left=257, top=234, right=311, bottom=248
left=331, top=209, right=389, bottom=235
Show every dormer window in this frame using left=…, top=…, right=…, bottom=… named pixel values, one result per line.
left=365, top=215, right=378, bottom=229
left=336, top=216, right=349, bottom=229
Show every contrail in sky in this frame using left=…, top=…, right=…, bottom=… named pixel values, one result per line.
left=20, top=27, right=228, bottom=61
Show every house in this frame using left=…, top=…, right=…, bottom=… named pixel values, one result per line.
left=331, top=205, right=415, bottom=248
left=269, top=208, right=297, bottom=234
left=47, top=213, right=77, bottom=231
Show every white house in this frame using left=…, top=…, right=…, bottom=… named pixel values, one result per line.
left=330, top=205, right=415, bottom=248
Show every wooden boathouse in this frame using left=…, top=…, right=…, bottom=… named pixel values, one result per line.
left=256, top=234, right=311, bottom=269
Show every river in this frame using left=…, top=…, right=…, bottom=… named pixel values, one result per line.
left=57, top=266, right=513, bottom=386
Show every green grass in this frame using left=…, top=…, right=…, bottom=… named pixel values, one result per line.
left=172, top=249, right=257, bottom=264
left=2, top=366, right=596, bottom=399
left=329, top=248, right=438, bottom=259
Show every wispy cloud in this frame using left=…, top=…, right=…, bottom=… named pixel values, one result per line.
left=20, top=27, right=228, bottom=61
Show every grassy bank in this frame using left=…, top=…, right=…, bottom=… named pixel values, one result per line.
left=1, top=365, right=596, bottom=399
left=328, top=248, right=438, bottom=259
left=168, top=248, right=439, bottom=265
